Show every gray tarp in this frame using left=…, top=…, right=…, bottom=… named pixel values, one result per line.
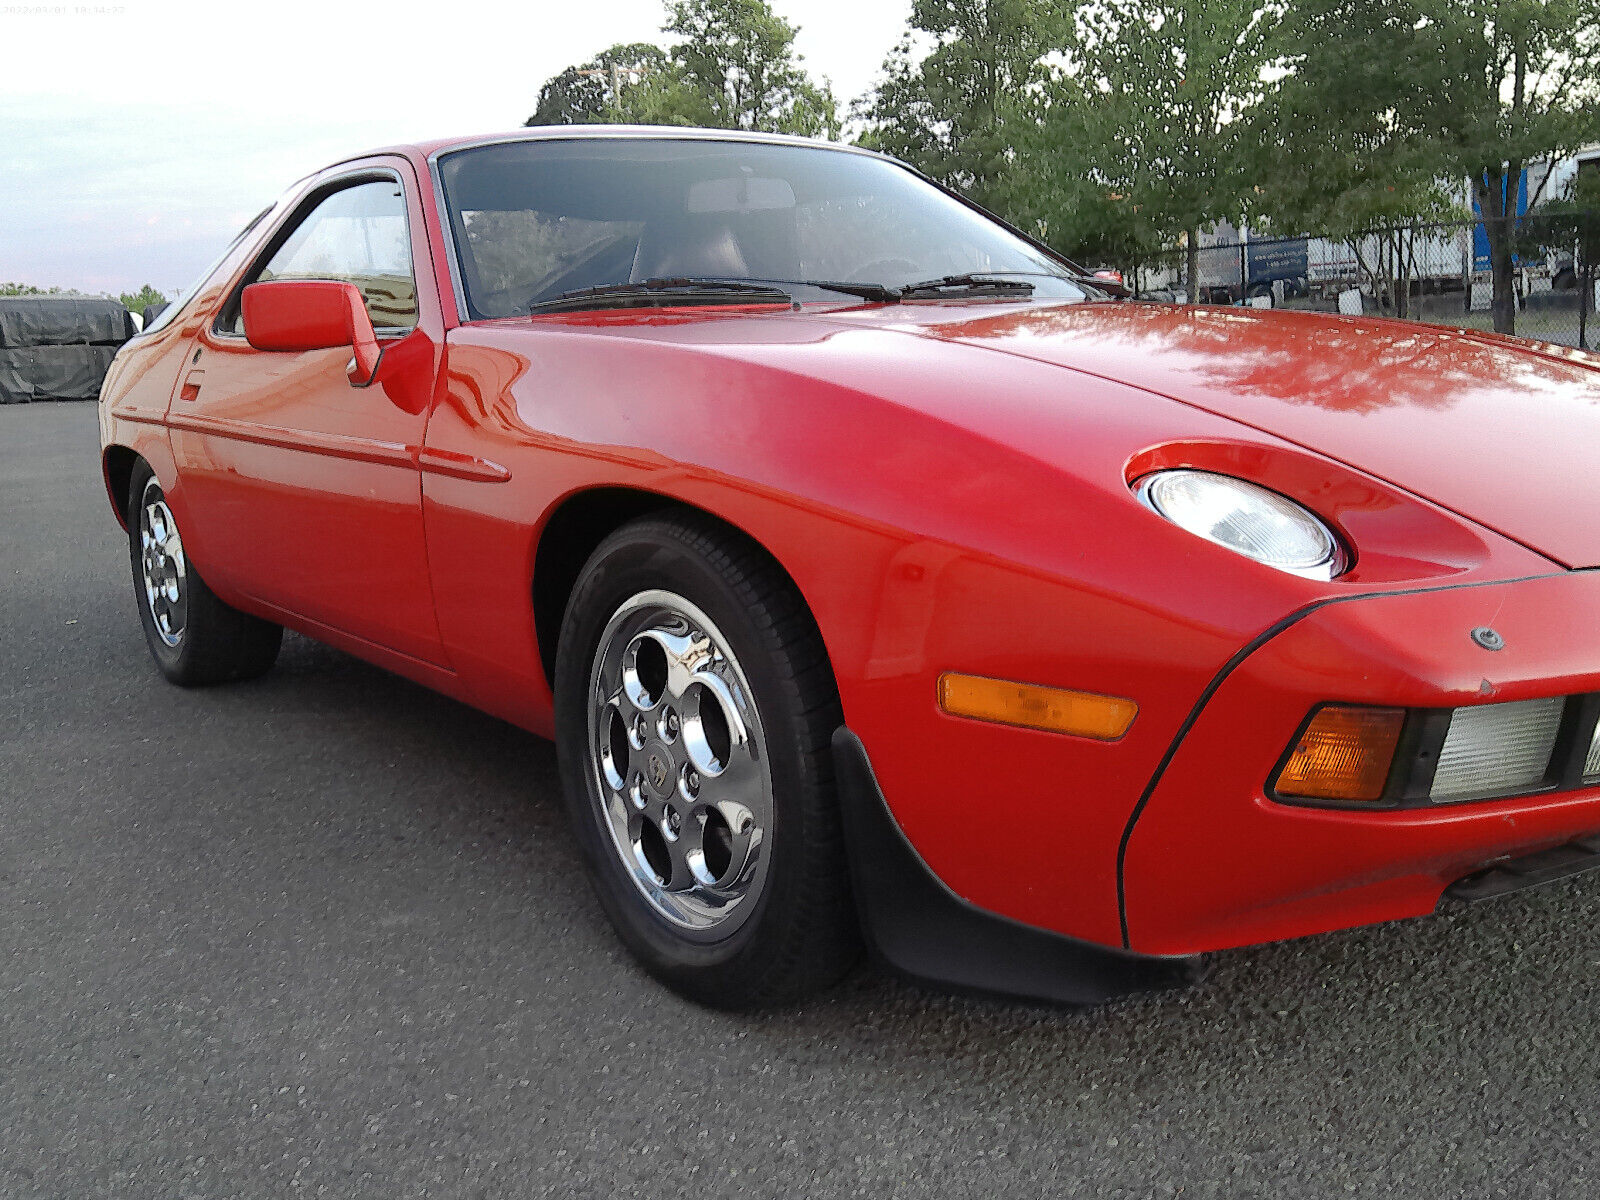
left=0, top=296, right=134, bottom=402
left=0, top=297, right=135, bottom=349
left=0, top=345, right=120, bottom=403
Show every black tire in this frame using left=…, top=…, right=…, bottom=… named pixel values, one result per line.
left=553, top=512, right=859, bottom=1008
left=127, top=460, right=282, bottom=686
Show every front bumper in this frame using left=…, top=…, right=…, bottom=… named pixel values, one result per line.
left=1122, top=568, right=1600, bottom=956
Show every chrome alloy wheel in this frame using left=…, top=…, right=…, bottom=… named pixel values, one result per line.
left=586, top=589, right=773, bottom=938
left=138, top=478, right=188, bottom=648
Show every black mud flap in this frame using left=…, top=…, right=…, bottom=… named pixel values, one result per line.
left=831, top=726, right=1205, bottom=1007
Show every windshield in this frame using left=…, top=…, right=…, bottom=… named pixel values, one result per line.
left=436, top=137, right=1090, bottom=319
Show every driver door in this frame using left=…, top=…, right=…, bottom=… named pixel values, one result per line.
left=169, top=163, right=448, bottom=667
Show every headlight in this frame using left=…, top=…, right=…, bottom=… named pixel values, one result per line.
left=1137, top=469, right=1345, bottom=580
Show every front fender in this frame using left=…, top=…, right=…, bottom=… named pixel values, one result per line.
left=423, top=317, right=1556, bottom=946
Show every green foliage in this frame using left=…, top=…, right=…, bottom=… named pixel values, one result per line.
left=526, top=0, right=837, bottom=137
left=662, top=0, right=838, bottom=135
left=855, top=0, right=1073, bottom=211
left=1256, top=2, right=1462, bottom=238
left=1000, top=73, right=1169, bottom=280
left=1014, top=0, right=1283, bottom=294
left=118, top=284, right=168, bottom=313
left=2, top=281, right=173, bottom=310
left=527, top=43, right=670, bottom=126
left=1270, top=0, right=1600, bottom=331
left=520, top=0, right=1600, bottom=316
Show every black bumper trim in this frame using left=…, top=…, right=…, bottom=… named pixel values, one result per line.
left=1443, top=834, right=1600, bottom=903
left=832, top=726, right=1204, bottom=1007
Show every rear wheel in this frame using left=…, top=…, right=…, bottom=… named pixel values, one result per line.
left=127, top=460, right=282, bottom=686
left=554, top=513, right=859, bottom=1008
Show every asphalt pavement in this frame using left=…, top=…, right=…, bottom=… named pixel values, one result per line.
left=3, top=401, right=1598, bottom=1199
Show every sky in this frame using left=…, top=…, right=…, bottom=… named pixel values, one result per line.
left=0, top=0, right=912, bottom=296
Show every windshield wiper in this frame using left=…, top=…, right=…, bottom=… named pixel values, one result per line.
left=898, top=273, right=1036, bottom=299
left=529, top=277, right=794, bottom=315
left=745, top=278, right=902, bottom=303
left=916, top=268, right=1115, bottom=296
left=526, top=274, right=1038, bottom=315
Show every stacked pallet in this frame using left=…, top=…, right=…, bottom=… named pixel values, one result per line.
left=0, top=297, right=136, bottom=403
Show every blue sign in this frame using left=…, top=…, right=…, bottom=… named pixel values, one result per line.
left=1245, top=239, right=1310, bottom=284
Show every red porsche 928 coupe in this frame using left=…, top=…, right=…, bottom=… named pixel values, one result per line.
left=100, top=127, right=1600, bottom=1008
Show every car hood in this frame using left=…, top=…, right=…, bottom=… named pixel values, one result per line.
left=827, top=301, right=1600, bottom=569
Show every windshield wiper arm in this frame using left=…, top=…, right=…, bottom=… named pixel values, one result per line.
left=918, top=268, right=1119, bottom=297
left=898, top=273, right=1036, bottom=299
left=529, top=277, right=794, bottom=315
left=746, top=278, right=902, bottom=303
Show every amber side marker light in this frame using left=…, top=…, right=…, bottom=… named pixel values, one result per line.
left=1275, top=705, right=1406, bottom=802
left=937, top=672, right=1138, bottom=740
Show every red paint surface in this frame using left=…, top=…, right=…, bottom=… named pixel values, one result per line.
left=1123, top=571, right=1600, bottom=953
left=99, top=133, right=1600, bottom=955
left=242, top=280, right=384, bottom=383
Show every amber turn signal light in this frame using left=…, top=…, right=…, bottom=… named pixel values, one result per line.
left=937, top=672, right=1138, bottom=740
left=1275, top=705, right=1406, bottom=802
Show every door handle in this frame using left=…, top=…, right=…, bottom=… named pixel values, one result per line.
left=178, top=369, right=204, bottom=402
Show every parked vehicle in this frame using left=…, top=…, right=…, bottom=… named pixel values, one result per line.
left=101, top=128, right=1600, bottom=1009
left=1188, top=233, right=1310, bottom=305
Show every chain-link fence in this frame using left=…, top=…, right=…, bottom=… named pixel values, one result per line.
left=1137, top=215, right=1599, bottom=349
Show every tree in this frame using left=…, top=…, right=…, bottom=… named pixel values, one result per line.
left=855, top=1, right=1074, bottom=212
left=1034, top=1, right=1284, bottom=302
left=1002, top=85, right=1178, bottom=288
left=663, top=0, right=838, bottom=136
left=1, top=282, right=66, bottom=296
left=1274, top=0, right=1600, bottom=334
left=1256, top=2, right=1453, bottom=237
left=1252, top=7, right=1466, bottom=319
left=525, top=1, right=838, bottom=137
left=526, top=43, right=670, bottom=126
left=118, top=284, right=168, bottom=314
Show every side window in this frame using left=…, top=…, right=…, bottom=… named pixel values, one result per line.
left=233, top=179, right=417, bottom=333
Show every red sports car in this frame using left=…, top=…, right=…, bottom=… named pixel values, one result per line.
left=100, top=127, right=1600, bottom=1008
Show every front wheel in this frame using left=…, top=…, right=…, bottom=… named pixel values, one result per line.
left=553, top=514, right=859, bottom=1008
left=127, top=461, right=282, bottom=686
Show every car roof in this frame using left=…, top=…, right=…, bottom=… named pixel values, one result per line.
left=336, top=125, right=893, bottom=169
